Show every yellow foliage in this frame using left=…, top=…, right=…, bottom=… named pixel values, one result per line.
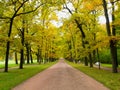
left=82, top=0, right=102, bottom=11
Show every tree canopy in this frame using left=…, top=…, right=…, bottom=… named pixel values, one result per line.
left=0, top=0, right=120, bottom=73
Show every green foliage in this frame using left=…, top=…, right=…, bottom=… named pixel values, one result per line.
left=99, top=49, right=111, bottom=64
left=0, top=0, right=120, bottom=72
left=99, top=48, right=120, bottom=64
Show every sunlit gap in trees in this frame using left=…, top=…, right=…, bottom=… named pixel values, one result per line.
left=98, top=15, right=112, bottom=24
left=51, top=3, right=72, bottom=28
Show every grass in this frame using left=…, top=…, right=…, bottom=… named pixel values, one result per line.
left=0, top=61, right=57, bottom=90
left=0, top=61, right=17, bottom=69
left=67, top=61, right=120, bottom=90
left=101, top=63, right=112, bottom=68
left=0, top=60, right=39, bottom=69
left=0, top=64, right=18, bottom=69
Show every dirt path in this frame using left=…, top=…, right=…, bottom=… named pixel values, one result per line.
left=12, top=60, right=109, bottom=90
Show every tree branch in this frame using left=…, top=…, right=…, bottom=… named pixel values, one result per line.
left=63, top=2, right=85, bottom=38
left=31, top=31, right=37, bottom=36
left=63, top=4, right=73, bottom=15
left=0, top=16, right=11, bottom=19
left=12, top=0, right=29, bottom=18
left=15, top=3, right=45, bottom=17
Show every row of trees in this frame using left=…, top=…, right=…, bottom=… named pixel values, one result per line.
left=59, top=0, right=120, bottom=73
left=0, top=0, right=63, bottom=72
left=0, top=0, right=120, bottom=73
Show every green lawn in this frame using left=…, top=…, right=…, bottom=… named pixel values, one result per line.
left=0, top=61, right=56, bottom=90
left=0, top=60, right=38, bottom=69
left=0, top=64, right=18, bottom=69
left=67, top=61, right=120, bottom=90
left=101, top=63, right=112, bottom=68
left=0, top=61, right=18, bottom=69
left=100, top=63, right=120, bottom=70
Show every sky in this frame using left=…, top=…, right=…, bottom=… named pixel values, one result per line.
left=51, top=9, right=71, bottom=27
left=98, top=15, right=112, bottom=24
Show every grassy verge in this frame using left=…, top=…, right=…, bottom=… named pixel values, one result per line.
left=99, top=63, right=119, bottom=69
left=0, top=61, right=17, bottom=69
left=101, top=63, right=112, bottom=68
left=0, top=64, right=18, bottom=69
left=67, top=61, right=120, bottom=90
left=0, top=61, right=57, bottom=90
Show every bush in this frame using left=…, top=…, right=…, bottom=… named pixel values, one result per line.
left=99, top=49, right=120, bottom=64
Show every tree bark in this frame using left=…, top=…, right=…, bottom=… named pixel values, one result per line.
left=4, top=18, right=14, bottom=72
left=5, top=41, right=10, bottom=72
left=26, top=43, right=30, bottom=64
left=19, top=28, right=25, bottom=69
left=15, top=52, right=18, bottom=64
left=82, top=38, right=89, bottom=66
left=89, top=53, right=93, bottom=68
left=96, top=48, right=100, bottom=69
left=93, top=50, right=96, bottom=62
left=19, top=1, right=26, bottom=68
left=110, top=40, right=118, bottom=72
left=102, top=0, right=118, bottom=73
left=37, top=48, right=41, bottom=63
left=20, top=49, right=24, bottom=69
left=84, top=57, right=88, bottom=66
left=30, top=46, right=33, bottom=63
left=110, top=0, right=118, bottom=67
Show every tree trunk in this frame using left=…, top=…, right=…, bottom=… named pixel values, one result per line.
left=26, top=43, right=30, bottom=64
left=4, top=18, right=14, bottom=72
left=97, top=48, right=100, bottom=69
left=110, top=40, right=118, bottom=73
left=30, top=46, right=33, bottom=63
left=102, top=0, right=118, bottom=73
left=15, top=52, right=18, bottom=64
left=102, top=0, right=111, bottom=36
left=93, top=33, right=96, bottom=62
left=82, top=38, right=89, bottom=66
left=111, top=0, right=118, bottom=67
left=37, top=48, right=41, bottom=63
left=20, top=49, right=24, bottom=69
left=93, top=50, right=96, bottom=62
left=20, top=3, right=26, bottom=68
left=5, top=41, right=10, bottom=72
left=84, top=57, right=88, bottom=66
left=89, top=53, right=93, bottom=68
left=19, top=27, right=25, bottom=69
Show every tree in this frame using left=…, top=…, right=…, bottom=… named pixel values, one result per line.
left=102, top=0, right=118, bottom=73
left=62, top=0, right=102, bottom=67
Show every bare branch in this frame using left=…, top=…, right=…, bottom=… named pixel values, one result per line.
left=15, top=3, right=45, bottom=17
left=63, top=4, right=73, bottom=15
left=12, top=0, right=29, bottom=18
left=0, top=16, right=11, bottom=20
left=63, top=0, right=85, bottom=38
left=31, top=31, right=37, bottom=36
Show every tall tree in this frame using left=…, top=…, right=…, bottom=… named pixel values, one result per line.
left=102, top=0, right=118, bottom=73
left=4, top=0, right=29, bottom=72
left=110, top=0, right=118, bottom=67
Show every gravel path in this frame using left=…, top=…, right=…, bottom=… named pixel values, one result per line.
left=12, top=60, right=109, bottom=90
